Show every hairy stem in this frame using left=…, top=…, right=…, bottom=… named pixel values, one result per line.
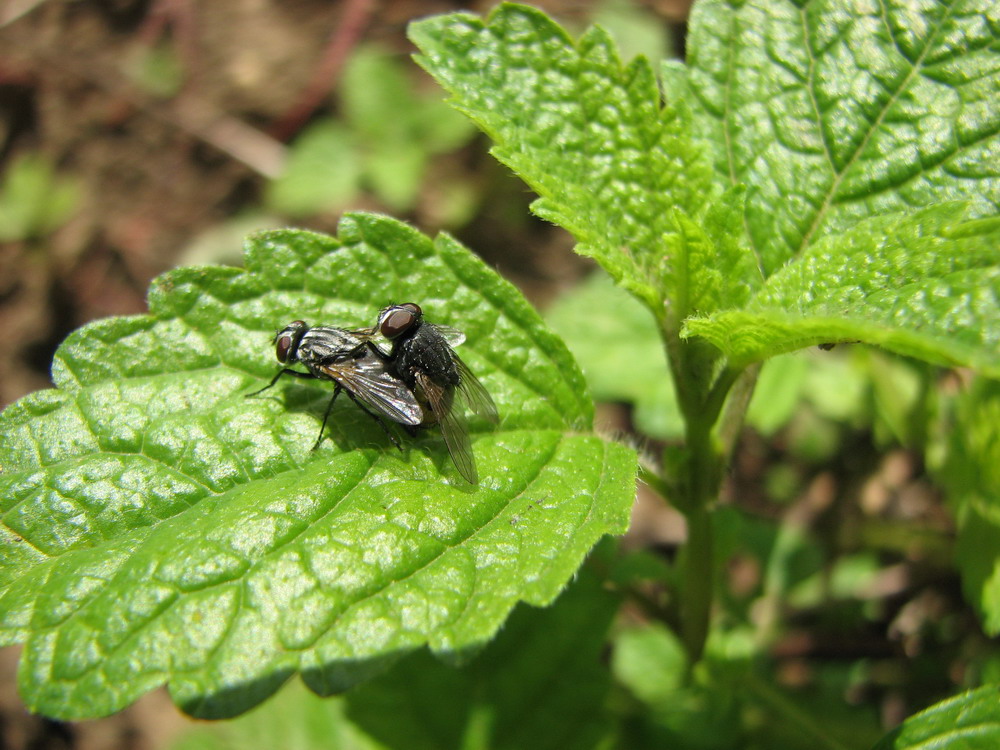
left=676, top=407, right=719, bottom=663
left=664, top=331, right=744, bottom=662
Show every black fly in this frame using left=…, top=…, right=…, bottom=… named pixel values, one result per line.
left=370, top=303, right=498, bottom=484
left=249, top=306, right=498, bottom=484
left=246, top=321, right=423, bottom=450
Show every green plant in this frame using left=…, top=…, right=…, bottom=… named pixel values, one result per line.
left=127, top=39, right=185, bottom=99
left=2, top=1, right=1000, bottom=748
left=0, top=216, right=634, bottom=720
left=266, top=45, right=476, bottom=222
left=0, top=152, right=80, bottom=242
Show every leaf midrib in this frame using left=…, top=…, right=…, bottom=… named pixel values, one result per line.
left=314, top=435, right=564, bottom=644
left=33, top=431, right=574, bottom=688
left=793, top=0, right=956, bottom=257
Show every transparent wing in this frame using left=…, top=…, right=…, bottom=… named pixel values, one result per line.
left=317, top=354, right=423, bottom=426
left=345, top=324, right=392, bottom=357
left=345, top=324, right=378, bottom=338
left=454, top=354, right=499, bottom=424
left=428, top=324, right=466, bottom=348
left=417, top=371, right=478, bottom=484
left=303, top=327, right=370, bottom=359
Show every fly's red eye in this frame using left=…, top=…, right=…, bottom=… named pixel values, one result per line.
left=275, top=335, right=293, bottom=362
left=274, top=321, right=307, bottom=362
left=381, top=308, right=416, bottom=339
left=401, top=303, right=421, bottom=316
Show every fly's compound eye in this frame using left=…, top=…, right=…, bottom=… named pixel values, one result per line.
left=380, top=306, right=419, bottom=339
left=275, top=335, right=294, bottom=363
left=275, top=320, right=307, bottom=363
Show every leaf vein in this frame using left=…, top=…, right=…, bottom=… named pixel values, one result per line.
left=797, top=0, right=961, bottom=254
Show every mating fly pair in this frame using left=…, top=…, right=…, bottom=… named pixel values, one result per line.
left=247, top=304, right=498, bottom=484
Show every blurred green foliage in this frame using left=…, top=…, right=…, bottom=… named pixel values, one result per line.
left=127, top=39, right=185, bottom=98
left=266, top=45, right=476, bottom=223
left=0, top=152, right=80, bottom=241
left=591, top=0, right=675, bottom=63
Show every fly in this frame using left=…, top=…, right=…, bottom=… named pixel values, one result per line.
left=246, top=320, right=423, bottom=450
left=369, top=303, right=498, bottom=484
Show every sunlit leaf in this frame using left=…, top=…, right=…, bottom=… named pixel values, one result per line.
left=0, top=214, right=636, bottom=719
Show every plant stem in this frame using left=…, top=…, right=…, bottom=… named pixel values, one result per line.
left=677, top=409, right=718, bottom=663
left=679, top=492, right=713, bottom=662
left=665, top=329, right=744, bottom=663
left=638, top=462, right=673, bottom=500
left=718, top=363, right=760, bottom=461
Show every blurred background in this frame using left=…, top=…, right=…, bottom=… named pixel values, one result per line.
left=2, top=1, right=993, bottom=749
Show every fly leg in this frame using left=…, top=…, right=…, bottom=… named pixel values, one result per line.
left=310, top=387, right=403, bottom=451
left=312, top=385, right=343, bottom=451
left=246, top=368, right=316, bottom=398
left=340, top=389, right=404, bottom=450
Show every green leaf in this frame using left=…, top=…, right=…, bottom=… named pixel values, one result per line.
left=411, top=96, right=477, bottom=155
left=342, top=45, right=475, bottom=211
left=668, top=187, right=761, bottom=321
left=345, top=571, right=618, bottom=750
left=862, top=349, right=930, bottom=448
left=871, top=685, right=1000, bottom=750
left=342, top=46, right=419, bottom=145
left=685, top=0, right=1000, bottom=276
left=545, top=271, right=682, bottom=439
left=744, top=353, right=809, bottom=437
left=611, top=621, right=686, bottom=707
left=938, top=378, right=1000, bottom=635
left=684, top=205, right=1000, bottom=376
left=749, top=345, right=934, bottom=442
left=266, top=120, right=362, bottom=217
left=127, top=40, right=184, bottom=99
left=342, top=44, right=474, bottom=153
left=0, top=152, right=81, bottom=241
left=0, top=213, right=636, bottom=719
left=167, top=680, right=382, bottom=750
left=409, top=4, right=746, bottom=319
left=365, top=139, right=426, bottom=211
left=801, top=349, right=868, bottom=425
left=592, top=0, right=673, bottom=65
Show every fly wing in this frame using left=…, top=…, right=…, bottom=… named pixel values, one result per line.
left=428, top=324, right=466, bottom=348
left=454, top=354, right=499, bottom=424
left=345, top=324, right=378, bottom=338
left=417, top=371, right=478, bottom=484
left=303, top=327, right=369, bottom=360
left=345, top=324, right=393, bottom=357
left=317, top=354, right=423, bottom=426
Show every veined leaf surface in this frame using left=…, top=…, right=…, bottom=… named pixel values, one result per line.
left=683, top=206, right=1000, bottom=374
left=0, top=213, right=636, bottom=719
left=410, top=4, right=757, bottom=321
left=684, top=0, right=1000, bottom=275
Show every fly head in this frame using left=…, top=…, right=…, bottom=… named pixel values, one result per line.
left=377, top=303, right=423, bottom=341
left=274, top=320, right=309, bottom=364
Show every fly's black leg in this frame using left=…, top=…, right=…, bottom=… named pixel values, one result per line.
left=309, top=386, right=402, bottom=451
left=312, top=385, right=344, bottom=451
left=246, top=368, right=317, bottom=398
left=340, top=389, right=404, bottom=450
